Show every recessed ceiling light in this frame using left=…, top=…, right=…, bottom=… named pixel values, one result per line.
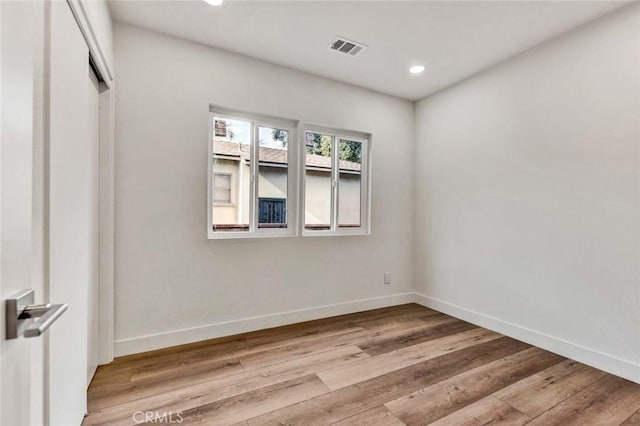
left=409, top=65, right=426, bottom=74
left=203, top=0, right=224, bottom=6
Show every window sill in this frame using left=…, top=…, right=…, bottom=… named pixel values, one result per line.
left=302, top=228, right=370, bottom=237
left=208, top=224, right=297, bottom=240
left=207, top=227, right=369, bottom=239
left=207, top=231, right=298, bottom=240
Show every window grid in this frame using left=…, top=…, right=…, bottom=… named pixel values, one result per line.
left=302, top=126, right=370, bottom=237
left=207, top=107, right=370, bottom=239
left=208, top=109, right=299, bottom=239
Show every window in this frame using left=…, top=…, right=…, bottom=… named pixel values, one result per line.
left=304, top=132, right=332, bottom=230
left=303, top=126, right=370, bottom=236
left=258, top=126, right=289, bottom=229
left=208, top=107, right=370, bottom=239
left=212, top=173, right=232, bottom=204
left=208, top=107, right=298, bottom=238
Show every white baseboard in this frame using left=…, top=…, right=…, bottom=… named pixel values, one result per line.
left=114, top=292, right=415, bottom=356
left=413, top=292, right=640, bottom=384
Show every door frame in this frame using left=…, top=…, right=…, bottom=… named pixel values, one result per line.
left=66, top=0, right=115, bottom=364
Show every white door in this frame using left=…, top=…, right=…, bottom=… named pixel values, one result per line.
left=87, top=67, right=101, bottom=387
left=1, top=1, right=97, bottom=424
left=0, top=1, right=46, bottom=425
left=48, top=1, right=94, bottom=424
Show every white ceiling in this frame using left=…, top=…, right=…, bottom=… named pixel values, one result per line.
left=108, top=0, right=628, bottom=100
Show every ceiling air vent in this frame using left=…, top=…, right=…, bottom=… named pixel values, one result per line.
left=330, top=37, right=367, bottom=57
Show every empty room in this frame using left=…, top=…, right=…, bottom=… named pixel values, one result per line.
left=1, top=0, right=639, bottom=425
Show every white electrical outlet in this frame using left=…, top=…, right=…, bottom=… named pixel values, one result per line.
left=384, top=272, right=391, bottom=285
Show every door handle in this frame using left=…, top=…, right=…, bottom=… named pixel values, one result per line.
left=21, top=303, right=68, bottom=338
left=5, top=289, right=68, bottom=339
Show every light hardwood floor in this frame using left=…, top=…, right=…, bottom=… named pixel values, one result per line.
left=84, top=304, right=640, bottom=425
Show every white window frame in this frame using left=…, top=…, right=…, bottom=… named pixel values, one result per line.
left=208, top=106, right=299, bottom=239
left=302, top=124, right=371, bottom=237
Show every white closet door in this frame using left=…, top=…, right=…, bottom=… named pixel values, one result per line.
left=87, top=66, right=101, bottom=387
left=48, top=1, right=91, bottom=424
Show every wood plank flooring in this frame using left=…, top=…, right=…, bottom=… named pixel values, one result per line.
left=84, top=304, right=640, bottom=426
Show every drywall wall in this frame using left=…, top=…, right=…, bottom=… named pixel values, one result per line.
left=113, top=24, right=415, bottom=354
left=414, top=4, right=640, bottom=382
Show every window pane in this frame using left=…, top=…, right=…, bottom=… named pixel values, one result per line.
left=305, top=132, right=333, bottom=230
left=258, top=126, right=288, bottom=229
left=212, top=117, right=251, bottom=232
left=338, top=139, right=362, bottom=228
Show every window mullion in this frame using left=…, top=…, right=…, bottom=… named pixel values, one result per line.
left=361, top=141, right=367, bottom=232
left=331, top=135, right=339, bottom=232
left=250, top=121, right=258, bottom=233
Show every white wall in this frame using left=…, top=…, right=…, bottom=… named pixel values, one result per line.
left=113, top=24, right=415, bottom=354
left=414, top=4, right=640, bottom=382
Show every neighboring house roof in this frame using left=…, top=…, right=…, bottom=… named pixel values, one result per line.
left=213, top=140, right=361, bottom=172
